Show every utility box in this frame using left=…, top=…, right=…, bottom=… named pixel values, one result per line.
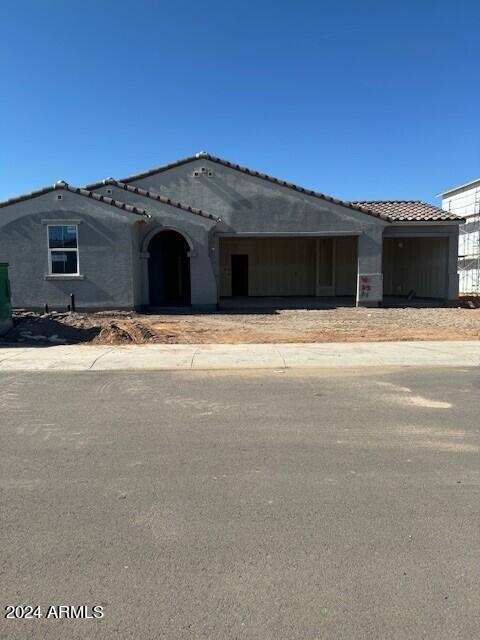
left=0, top=263, right=13, bottom=335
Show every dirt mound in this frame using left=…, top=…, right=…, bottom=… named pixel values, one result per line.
left=3, top=311, right=100, bottom=344
left=92, top=320, right=153, bottom=345
left=1, top=310, right=162, bottom=346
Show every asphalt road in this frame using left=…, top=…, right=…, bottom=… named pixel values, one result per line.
left=1, top=367, right=479, bottom=639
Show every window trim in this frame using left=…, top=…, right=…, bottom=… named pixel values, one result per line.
left=46, top=223, right=80, bottom=276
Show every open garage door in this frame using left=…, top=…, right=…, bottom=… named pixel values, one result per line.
left=383, top=237, right=448, bottom=300
left=219, top=236, right=357, bottom=300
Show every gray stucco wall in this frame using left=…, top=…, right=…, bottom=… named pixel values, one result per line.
left=124, top=159, right=388, bottom=305
left=0, top=160, right=461, bottom=311
left=0, top=191, right=142, bottom=310
left=127, top=159, right=385, bottom=234
left=94, top=185, right=219, bottom=308
left=124, top=160, right=463, bottom=303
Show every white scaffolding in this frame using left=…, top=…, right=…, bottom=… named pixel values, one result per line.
left=442, top=181, right=480, bottom=296
left=458, top=187, right=480, bottom=295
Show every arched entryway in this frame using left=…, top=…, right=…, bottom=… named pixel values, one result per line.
left=148, top=230, right=191, bottom=306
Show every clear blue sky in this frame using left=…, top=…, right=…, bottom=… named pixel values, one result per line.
left=1, top=0, right=479, bottom=204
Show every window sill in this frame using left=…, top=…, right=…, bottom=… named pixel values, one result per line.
left=45, top=274, right=85, bottom=281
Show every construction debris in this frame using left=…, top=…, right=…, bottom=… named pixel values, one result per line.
left=1, top=304, right=479, bottom=346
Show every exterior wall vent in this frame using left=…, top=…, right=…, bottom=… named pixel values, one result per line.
left=194, top=167, right=211, bottom=177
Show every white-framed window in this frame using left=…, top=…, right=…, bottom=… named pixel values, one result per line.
left=47, top=224, right=79, bottom=275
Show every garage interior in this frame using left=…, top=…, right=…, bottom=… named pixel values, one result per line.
left=383, top=237, right=448, bottom=300
left=219, top=235, right=450, bottom=307
left=219, top=236, right=358, bottom=303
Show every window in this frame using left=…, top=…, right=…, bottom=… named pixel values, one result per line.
left=47, top=224, right=79, bottom=275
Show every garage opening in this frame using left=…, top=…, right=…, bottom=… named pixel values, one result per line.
left=383, top=237, right=448, bottom=300
left=148, top=230, right=191, bottom=306
left=219, top=236, right=358, bottom=306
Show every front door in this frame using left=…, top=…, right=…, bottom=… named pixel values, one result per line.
left=231, top=255, right=249, bottom=296
left=148, top=230, right=191, bottom=306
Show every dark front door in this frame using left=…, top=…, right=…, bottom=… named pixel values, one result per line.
left=231, top=254, right=249, bottom=296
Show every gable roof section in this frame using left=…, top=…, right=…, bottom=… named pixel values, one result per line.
left=0, top=181, right=151, bottom=218
left=95, top=152, right=463, bottom=224
left=351, top=200, right=464, bottom=223
left=100, top=179, right=219, bottom=221
left=86, top=152, right=388, bottom=222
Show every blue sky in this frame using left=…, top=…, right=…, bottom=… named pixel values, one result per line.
left=1, top=0, right=479, bottom=204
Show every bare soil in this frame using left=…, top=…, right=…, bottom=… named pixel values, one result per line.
left=3, top=302, right=480, bottom=345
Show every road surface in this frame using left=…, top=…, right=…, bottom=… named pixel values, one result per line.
left=1, top=367, right=479, bottom=639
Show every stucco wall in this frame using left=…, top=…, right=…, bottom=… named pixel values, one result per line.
left=0, top=191, right=140, bottom=310
left=127, top=159, right=386, bottom=235
left=0, top=160, right=461, bottom=310
left=94, top=184, right=218, bottom=307
left=125, top=159, right=387, bottom=304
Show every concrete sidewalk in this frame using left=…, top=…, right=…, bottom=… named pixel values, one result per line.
left=0, top=341, right=479, bottom=371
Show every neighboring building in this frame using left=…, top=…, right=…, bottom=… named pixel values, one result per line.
left=440, top=179, right=480, bottom=295
left=0, top=152, right=464, bottom=311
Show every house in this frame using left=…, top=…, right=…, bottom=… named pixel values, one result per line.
left=0, top=152, right=464, bottom=311
left=440, top=178, right=480, bottom=295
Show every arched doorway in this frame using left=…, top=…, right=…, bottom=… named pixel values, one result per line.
left=148, top=230, right=191, bottom=306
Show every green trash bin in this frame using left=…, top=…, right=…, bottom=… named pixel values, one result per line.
left=0, top=263, right=13, bottom=335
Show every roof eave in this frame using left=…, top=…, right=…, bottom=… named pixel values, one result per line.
left=438, top=177, right=480, bottom=197
left=87, top=153, right=383, bottom=220
left=388, top=219, right=466, bottom=225
left=0, top=182, right=151, bottom=218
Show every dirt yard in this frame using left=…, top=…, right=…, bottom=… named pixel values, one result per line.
left=3, top=303, right=480, bottom=345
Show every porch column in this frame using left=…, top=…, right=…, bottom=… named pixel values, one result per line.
left=189, top=243, right=218, bottom=311
left=356, top=229, right=383, bottom=307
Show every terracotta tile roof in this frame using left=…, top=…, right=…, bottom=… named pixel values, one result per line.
left=0, top=181, right=151, bottom=218
left=86, top=152, right=385, bottom=221
left=100, top=179, right=219, bottom=221
left=350, top=200, right=464, bottom=223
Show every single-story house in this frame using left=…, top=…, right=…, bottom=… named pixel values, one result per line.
left=0, top=152, right=464, bottom=311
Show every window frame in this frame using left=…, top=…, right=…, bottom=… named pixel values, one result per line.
left=47, top=223, right=80, bottom=276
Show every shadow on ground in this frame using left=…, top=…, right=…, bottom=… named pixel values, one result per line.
left=1, top=314, right=100, bottom=347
